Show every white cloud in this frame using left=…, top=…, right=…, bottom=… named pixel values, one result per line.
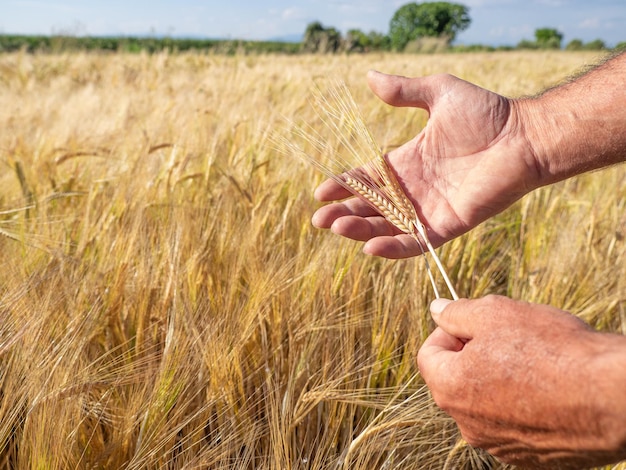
left=533, top=0, right=561, bottom=5
left=281, top=7, right=307, bottom=21
left=9, top=0, right=76, bottom=12
left=488, top=23, right=533, bottom=38
left=325, top=0, right=389, bottom=14
left=578, top=17, right=601, bottom=29
left=459, top=0, right=516, bottom=6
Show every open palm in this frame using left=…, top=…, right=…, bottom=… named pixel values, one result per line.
left=312, top=71, right=539, bottom=258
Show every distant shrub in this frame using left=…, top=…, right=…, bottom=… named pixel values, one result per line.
left=517, top=39, right=540, bottom=50
left=565, top=39, right=584, bottom=51
left=450, top=43, right=496, bottom=53
left=582, top=39, right=606, bottom=51
left=404, top=36, right=450, bottom=54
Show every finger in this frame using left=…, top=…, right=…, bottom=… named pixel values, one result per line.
left=367, top=70, right=434, bottom=110
left=423, top=326, right=466, bottom=353
left=417, top=327, right=464, bottom=382
left=429, top=298, right=477, bottom=340
left=313, top=178, right=352, bottom=202
left=362, top=234, right=423, bottom=259
left=330, top=215, right=399, bottom=241
left=312, top=199, right=385, bottom=229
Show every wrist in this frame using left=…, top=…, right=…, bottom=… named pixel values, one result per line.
left=508, top=98, right=550, bottom=189
left=511, top=95, right=585, bottom=188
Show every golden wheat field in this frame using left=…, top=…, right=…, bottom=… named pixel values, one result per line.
left=0, top=50, right=624, bottom=469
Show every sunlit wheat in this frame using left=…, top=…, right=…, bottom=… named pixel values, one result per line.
left=0, top=50, right=622, bottom=469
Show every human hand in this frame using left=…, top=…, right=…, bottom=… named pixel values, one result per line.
left=417, top=295, right=626, bottom=469
left=312, top=71, right=540, bottom=258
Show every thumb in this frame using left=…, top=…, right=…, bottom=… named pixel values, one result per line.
left=367, top=70, right=434, bottom=110
left=429, top=298, right=475, bottom=341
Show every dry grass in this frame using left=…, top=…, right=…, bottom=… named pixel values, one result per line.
left=0, top=50, right=624, bottom=469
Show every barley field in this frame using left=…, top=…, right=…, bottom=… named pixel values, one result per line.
left=0, top=50, right=624, bottom=469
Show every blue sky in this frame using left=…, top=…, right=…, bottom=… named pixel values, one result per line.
left=2, top=0, right=625, bottom=47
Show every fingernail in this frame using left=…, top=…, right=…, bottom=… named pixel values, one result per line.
left=430, top=298, right=453, bottom=315
left=310, top=212, right=321, bottom=228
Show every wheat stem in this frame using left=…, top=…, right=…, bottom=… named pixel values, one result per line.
left=411, top=223, right=459, bottom=301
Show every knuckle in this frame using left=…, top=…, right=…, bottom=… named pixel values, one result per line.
left=481, top=293, right=503, bottom=306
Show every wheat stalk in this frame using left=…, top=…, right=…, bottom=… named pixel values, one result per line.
left=276, top=79, right=458, bottom=300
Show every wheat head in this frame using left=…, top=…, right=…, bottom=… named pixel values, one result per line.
left=275, top=79, right=458, bottom=300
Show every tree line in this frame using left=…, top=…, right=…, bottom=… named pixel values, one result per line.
left=1, top=2, right=624, bottom=55
left=301, top=3, right=623, bottom=53
left=0, top=34, right=302, bottom=55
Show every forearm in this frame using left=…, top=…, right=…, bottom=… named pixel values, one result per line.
left=515, top=51, right=626, bottom=186
left=592, top=332, right=626, bottom=461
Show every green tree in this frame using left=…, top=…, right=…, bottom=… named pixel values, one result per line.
left=344, top=28, right=369, bottom=52
left=343, top=29, right=391, bottom=52
left=302, top=21, right=342, bottom=53
left=517, top=39, right=539, bottom=50
left=535, top=28, right=563, bottom=49
left=367, top=31, right=391, bottom=51
left=565, top=38, right=584, bottom=51
left=583, top=39, right=606, bottom=51
left=389, top=2, right=471, bottom=51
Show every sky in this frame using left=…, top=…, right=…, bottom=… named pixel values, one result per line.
left=2, top=0, right=625, bottom=47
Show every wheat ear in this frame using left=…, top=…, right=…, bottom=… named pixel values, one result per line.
left=274, top=79, right=458, bottom=300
